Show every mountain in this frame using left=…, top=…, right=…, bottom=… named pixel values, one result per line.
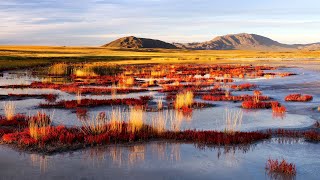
left=103, top=33, right=320, bottom=50
left=173, top=33, right=295, bottom=50
left=102, top=36, right=177, bottom=49
left=297, top=43, right=320, bottom=51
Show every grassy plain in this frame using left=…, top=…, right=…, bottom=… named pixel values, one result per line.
left=1, top=45, right=320, bottom=71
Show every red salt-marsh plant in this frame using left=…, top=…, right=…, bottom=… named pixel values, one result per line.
left=272, top=105, right=286, bottom=113
left=1, top=117, right=271, bottom=153
left=266, top=158, right=296, bottom=177
left=202, top=94, right=269, bottom=102
left=231, top=83, right=257, bottom=91
left=304, top=131, right=320, bottom=142
left=39, top=96, right=152, bottom=109
left=285, top=94, right=313, bottom=102
left=242, top=101, right=279, bottom=109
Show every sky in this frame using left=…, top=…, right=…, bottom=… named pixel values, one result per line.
left=1, top=0, right=320, bottom=46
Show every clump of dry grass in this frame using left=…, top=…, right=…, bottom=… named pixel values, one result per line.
left=29, top=111, right=53, bottom=140
left=170, top=110, right=183, bottom=132
left=175, top=91, right=194, bottom=109
left=120, top=76, right=135, bottom=87
left=152, top=111, right=168, bottom=133
left=48, top=63, right=69, bottom=75
left=128, top=107, right=144, bottom=133
left=109, top=107, right=125, bottom=132
left=224, top=108, right=243, bottom=134
left=80, top=112, right=108, bottom=135
left=4, top=101, right=15, bottom=121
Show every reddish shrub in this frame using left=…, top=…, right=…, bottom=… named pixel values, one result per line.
left=285, top=94, right=313, bottom=102
left=266, top=158, right=296, bottom=175
left=40, top=96, right=152, bottom=109
left=304, top=131, right=320, bottom=142
left=203, top=95, right=269, bottom=102
left=231, top=83, right=257, bottom=90
left=272, top=106, right=286, bottom=113
left=242, top=101, right=278, bottom=109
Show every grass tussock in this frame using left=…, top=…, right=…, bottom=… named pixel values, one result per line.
left=3, top=101, right=15, bottom=121
left=175, top=91, right=194, bottom=109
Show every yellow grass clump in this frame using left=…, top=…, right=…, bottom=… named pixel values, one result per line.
left=123, top=76, right=135, bottom=87
left=109, top=107, right=125, bottom=133
left=175, top=91, right=194, bottom=109
left=151, top=111, right=169, bottom=133
left=48, top=63, right=69, bottom=75
left=29, top=111, right=53, bottom=140
left=128, top=107, right=144, bottom=133
left=4, top=101, right=15, bottom=121
left=80, top=112, right=108, bottom=135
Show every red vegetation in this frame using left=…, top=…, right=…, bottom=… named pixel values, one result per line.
left=1, top=122, right=271, bottom=153
left=202, top=94, right=269, bottom=102
left=75, top=108, right=88, bottom=117
left=39, top=96, right=152, bottom=109
left=242, top=101, right=279, bottom=109
left=0, top=114, right=29, bottom=127
left=266, top=158, right=296, bottom=176
left=231, top=83, right=257, bottom=90
left=304, top=131, right=320, bottom=142
left=285, top=94, right=313, bottom=102
left=272, top=105, right=286, bottom=113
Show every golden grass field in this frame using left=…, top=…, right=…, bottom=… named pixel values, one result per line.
left=1, top=45, right=320, bottom=71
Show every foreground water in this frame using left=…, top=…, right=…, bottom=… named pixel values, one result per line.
left=0, top=138, right=319, bottom=180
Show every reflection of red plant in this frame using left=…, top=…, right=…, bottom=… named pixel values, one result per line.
left=285, top=94, right=313, bottom=102
left=76, top=108, right=88, bottom=117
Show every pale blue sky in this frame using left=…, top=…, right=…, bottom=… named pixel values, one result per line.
left=1, top=0, right=319, bottom=45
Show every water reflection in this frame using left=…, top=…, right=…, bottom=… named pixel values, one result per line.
left=29, top=154, right=48, bottom=173
left=27, top=142, right=259, bottom=173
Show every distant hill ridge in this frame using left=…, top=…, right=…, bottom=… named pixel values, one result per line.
left=103, top=33, right=320, bottom=50
left=102, top=36, right=177, bottom=49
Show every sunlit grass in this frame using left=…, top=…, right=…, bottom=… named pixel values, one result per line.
left=128, top=107, right=144, bottom=133
left=29, top=111, right=53, bottom=140
left=80, top=112, right=108, bottom=135
left=48, top=63, right=69, bottom=75
left=3, top=101, right=15, bottom=121
left=174, top=91, right=194, bottom=109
